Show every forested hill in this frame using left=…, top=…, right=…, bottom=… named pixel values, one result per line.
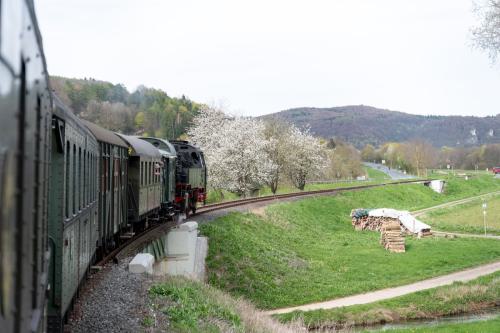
left=263, top=106, right=500, bottom=148
left=50, top=76, right=201, bottom=139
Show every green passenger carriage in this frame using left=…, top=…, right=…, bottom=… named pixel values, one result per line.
left=116, top=134, right=163, bottom=228
left=48, top=96, right=99, bottom=331
left=81, top=120, right=129, bottom=257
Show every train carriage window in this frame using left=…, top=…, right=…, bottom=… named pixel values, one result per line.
left=85, top=152, right=87, bottom=205
left=79, top=147, right=82, bottom=211
left=101, top=156, right=105, bottom=193
left=91, top=154, right=94, bottom=201
left=92, top=155, right=95, bottom=201
left=114, top=158, right=117, bottom=189
left=66, top=141, right=70, bottom=218
left=108, top=153, right=111, bottom=191
left=73, top=145, right=76, bottom=215
left=96, top=155, right=98, bottom=198
left=86, top=151, right=89, bottom=204
left=149, top=162, right=152, bottom=185
left=95, top=155, right=96, bottom=197
left=88, top=152, right=90, bottom=204
left=83, top=149, right=86, bottom=206
left=140, top=161, right=143, bottom=186
left=156, top=162, right=159, bottom=183
left=94, top=155, right=97, bottom=200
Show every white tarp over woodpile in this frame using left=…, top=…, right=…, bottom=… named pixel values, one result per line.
left=368, top=209, right=431, bottom=234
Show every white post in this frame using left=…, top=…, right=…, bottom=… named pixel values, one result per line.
left=484, top=211, right=487, bottom=236
left=482, top=202, right=487, bottom=236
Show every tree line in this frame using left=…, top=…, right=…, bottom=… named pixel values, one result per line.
left=361, top=141, right=500, bottom=175
left=50, top=76, right=201, bottom=139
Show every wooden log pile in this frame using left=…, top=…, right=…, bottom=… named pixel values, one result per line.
left=380, top=221, right=405, bottom=253
left=350, top=209, right=400, bottom=232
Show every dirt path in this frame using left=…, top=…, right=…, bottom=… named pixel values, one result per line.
left=411, top=190, right=500, bottom=239
left=265, top=261, right=500, bottom=315
left=411, top=190, right=500, bottom=217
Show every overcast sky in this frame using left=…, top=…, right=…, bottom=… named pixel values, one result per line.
left=37, top=0, right=500, bottom=117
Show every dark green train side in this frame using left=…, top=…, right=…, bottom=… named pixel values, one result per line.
left=1, top=2, right=208, bottom=332
left=0, top=1, right=52, bottom=332
left=47, top=97, right=100, bottom=331
left=46, top=106, right=208, bottom=332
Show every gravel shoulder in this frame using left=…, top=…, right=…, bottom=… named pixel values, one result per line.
left=67, top=258, right=157, bottom=333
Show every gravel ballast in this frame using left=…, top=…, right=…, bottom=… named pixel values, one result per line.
left=68, top=258, right=154, bottom=333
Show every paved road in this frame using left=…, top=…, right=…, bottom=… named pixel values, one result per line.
left=266, top=261, right=500, bottom=315
left=364, top=162, right=415, bottom=180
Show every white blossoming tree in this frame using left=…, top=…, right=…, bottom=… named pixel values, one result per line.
left=263, top=119, right=292, bottom=194
left=188, top=106, right=274, bottom=197
left=285, top=126, right=326, bottom=190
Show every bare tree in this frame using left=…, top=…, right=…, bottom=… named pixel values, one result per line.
left=472, top=0, right=500, bottom=61
left=361, top=144, right=376, bottom=162
left=404, top=140, right=437, bottom=177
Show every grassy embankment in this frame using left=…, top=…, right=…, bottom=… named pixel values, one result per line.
left=199, top=175, right=500, bottom=310
left=144, top=277, right=302, bottom=332
left=419, top=194, right=500, bottom=235
left=277, top=271, right=500, bottom=329
left=206, top=166, right=396, bottom=204
left=365, top=165, right=391, bottom=181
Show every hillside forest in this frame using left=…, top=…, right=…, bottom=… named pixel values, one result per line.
left=50, top=76, right=201, bottom=139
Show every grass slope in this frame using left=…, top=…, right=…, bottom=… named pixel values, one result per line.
left=365, top=166, right=390, bottom=181
left=420, top=195, right=500, bottom=235
left=200, top=176, right=500, bottom=310
left=145, top=278, right=302, bottom=333
left=277, top=271, right=500, bottom=328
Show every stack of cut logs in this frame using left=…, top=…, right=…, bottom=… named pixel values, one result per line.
left=350, top=210, right=400, bottom=232
left=380, top=221, right=405, bottom=253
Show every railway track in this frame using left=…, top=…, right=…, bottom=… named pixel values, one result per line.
left=101, top=178, right=429, bottom=265
left=196, top=178, right=429, bottom=214
left=96, top=221, right=175, bottom=266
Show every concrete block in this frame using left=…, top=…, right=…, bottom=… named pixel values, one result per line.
left=178, top=221, right=198, bottom=231
left=194, top=237, right=208, bottom=281
left=429, top=180, right=445, bottom=193
left=129, top=253, right=155, bottom=275
left=165, top=221, right=199, bottom=275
